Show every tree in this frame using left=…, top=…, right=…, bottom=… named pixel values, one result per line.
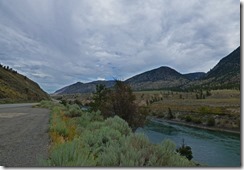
left=166, top=107, right=174, bottom=119
left=110, top=80, right=146, bottom=131
left=206, top=90, right=211, bottom=96
left=90, top=84, right=113, bottom=118
left=90, top=81, right=147, bottom=131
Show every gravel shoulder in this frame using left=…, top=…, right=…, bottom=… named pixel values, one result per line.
left=0, top=105, right=50, bottom=167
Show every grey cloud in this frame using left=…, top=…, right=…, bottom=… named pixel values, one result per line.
left=0, top=0, right=240, bottom=93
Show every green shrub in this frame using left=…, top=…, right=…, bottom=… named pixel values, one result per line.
left=185, top=115, right=192, bottom=122
left=104, top=116, right=132, bottom=136
left=49, top=117, right=69, bottom=137
left=60, top=99, right=67, bottom=106
left=207, top=117, right=215, bottom=126
left=191, top=117, right=202, bottom=124
left=65, top=104, right=83, bottom=117
left=77, top=111, right=103, bottom=129
left=38, top=100, right=53, bottom=109
left=45, top=139, right=96, bottom=166
left=176, top=140, right=193, bottom=161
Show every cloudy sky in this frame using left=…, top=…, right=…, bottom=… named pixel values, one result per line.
left=0, top=0, right=240, bottom=93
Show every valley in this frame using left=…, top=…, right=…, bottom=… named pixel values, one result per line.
left=51, top=46, right=241, bottom=133
left=52, top=89, right=240, bottom=133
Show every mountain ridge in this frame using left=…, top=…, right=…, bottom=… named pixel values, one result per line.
left=54, top=46, right=240, bottom=94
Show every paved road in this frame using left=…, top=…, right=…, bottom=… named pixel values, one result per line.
left=0, top=103, right=50, bottom=167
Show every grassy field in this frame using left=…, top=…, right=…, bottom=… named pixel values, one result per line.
left=133, top=89, right=240, bottom=130
left=134, top=89, right=240, bottom=112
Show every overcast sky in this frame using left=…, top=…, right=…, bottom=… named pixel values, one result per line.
left=0, top=0, right=240, bottom=93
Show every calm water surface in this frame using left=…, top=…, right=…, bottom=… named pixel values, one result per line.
left=136, top=119, right=241, bottom=167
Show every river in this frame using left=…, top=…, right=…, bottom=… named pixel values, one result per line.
left=136, top=118, right=241, bottom=167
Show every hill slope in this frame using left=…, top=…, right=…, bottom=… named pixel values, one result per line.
left=185, top=46, right=240, bottom=90
left=54, top=80, right=116, bottom=94
left=0, top=65, right=49, bottom=103
left=205, top=46, right=240, bottom=81
left=125, top=66, right=189, bottom=90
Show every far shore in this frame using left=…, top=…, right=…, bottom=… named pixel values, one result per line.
left=148, top=116, right=240, bottom=134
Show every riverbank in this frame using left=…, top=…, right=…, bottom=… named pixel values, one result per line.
left=148, top=116, right=240, bottom=134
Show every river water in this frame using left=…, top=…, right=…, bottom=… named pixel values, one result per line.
left=136, top=119, right=241, bottom=167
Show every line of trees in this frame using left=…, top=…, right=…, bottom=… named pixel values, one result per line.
left=0, top=63, right=17, bottom=74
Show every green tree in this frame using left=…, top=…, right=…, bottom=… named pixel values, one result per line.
left=166, top=107, right=174, bottom=119
left=90, top=84, right=113, bottom=117
left=91, top=81, right=147, bottom=131
left=206, top=90, right=211, bottom=96
left=110, top=80, right=146, bottom=131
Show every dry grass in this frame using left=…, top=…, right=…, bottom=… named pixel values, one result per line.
left=133, top=89, right=240, bottom=116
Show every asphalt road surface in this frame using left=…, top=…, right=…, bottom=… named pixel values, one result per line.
left=0, top=103, right=49, bottom=167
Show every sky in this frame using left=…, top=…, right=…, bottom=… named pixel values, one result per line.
left=0, top=0, right=240, bottom=93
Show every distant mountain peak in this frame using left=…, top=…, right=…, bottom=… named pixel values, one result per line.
left=125, top=66, right=189, bottom=90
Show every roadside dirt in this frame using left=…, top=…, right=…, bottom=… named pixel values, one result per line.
left=0, top=105, right=49, bottom=167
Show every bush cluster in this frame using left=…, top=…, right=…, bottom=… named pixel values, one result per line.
left=45, top=113, right=195, bottom=166
left=39, top=101, right=197, bottom=167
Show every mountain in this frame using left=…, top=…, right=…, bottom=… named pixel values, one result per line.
left=125, top=66, right=189, bottom=91
left=206, top=47, right=240, bottom=79
left=185, top=46, right=240, bottom=89
left=204, top=46, right=240, bottom=89
left=0, top=64, right=49, bottom=103
left=54, top=82, right=84, bottom=94
left=54, top=46, right=240, bottom=94
left=54, top=66, right=190, bottom=94
left=183, top=72, right=206, bottom=80
left=54, top=80, right=116, bottom=95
